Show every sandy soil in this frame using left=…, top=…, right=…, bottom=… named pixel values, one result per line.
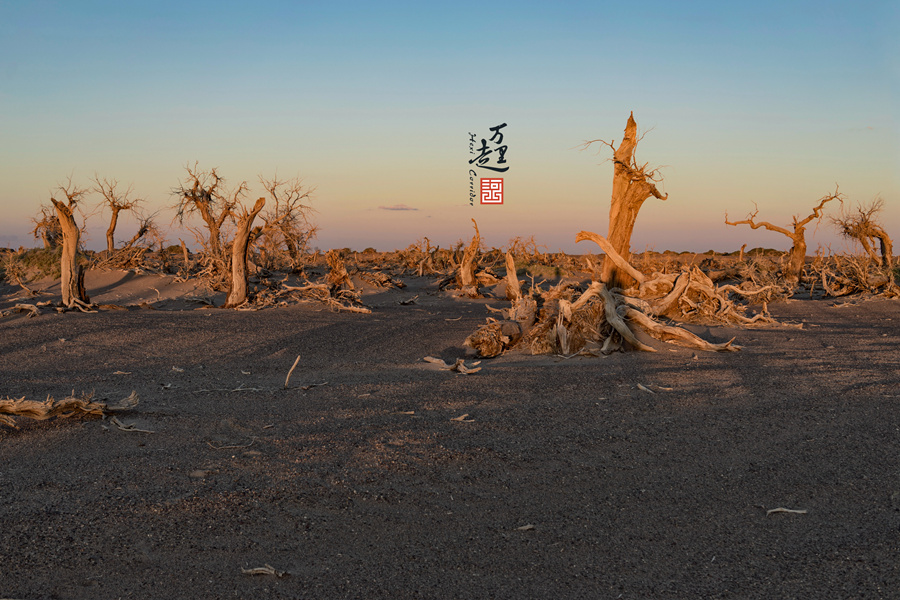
left=1, top=269, right=898, bottom=599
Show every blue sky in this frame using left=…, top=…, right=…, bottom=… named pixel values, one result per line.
left=1, top=1, right=896, bottom=253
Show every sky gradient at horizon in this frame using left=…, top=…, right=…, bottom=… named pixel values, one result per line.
left=1, top=1, right=896, bottom=253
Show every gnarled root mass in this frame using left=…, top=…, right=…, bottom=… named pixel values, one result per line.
left=465, top=235, right=778, bottom=358
left=0, top=391, right=139, bottom=428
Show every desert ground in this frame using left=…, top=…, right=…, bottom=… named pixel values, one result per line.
left=1, top=266, right=899, bottom=599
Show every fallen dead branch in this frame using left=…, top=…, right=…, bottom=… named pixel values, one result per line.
left=109, top=416, right=154, bottom=433
left=193, top=384, right=266, bottom=393
left=207, top=437, right=256, bottom=450
left=284, top=354, right=301, bottom=389
left=766, top=507, right=807, bottom=516
left=241, top=564, right=288, bottom=577
left=423, top=356, right=482, bottom=374
left=0, top=391, right=139, bottom=428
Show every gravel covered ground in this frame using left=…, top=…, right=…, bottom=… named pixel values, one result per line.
left=1, top=273, right=898, bottom=599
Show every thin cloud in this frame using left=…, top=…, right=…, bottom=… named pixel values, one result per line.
left=378, top=204, right=418, bottom=211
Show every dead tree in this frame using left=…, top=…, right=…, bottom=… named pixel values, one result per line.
left=831, top=198, right=893, bottom=268
left=49, top=178, right=91, bottom=308
left=31, top=206, right=63, bottom=250
left=173, top=164, right=241, bottom=260
left=582, top=112, right=667, bottom=288
left=225, top=197, right=266, bottom=307
left=725, top=189, right=842, bottom=283
left=259, top=175, right=317, bottom=269
left=92, top=176, right=144, bottom=254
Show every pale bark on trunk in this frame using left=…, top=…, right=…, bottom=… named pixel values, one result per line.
left=225, top=197, right=265, bottom=308
left=51, top=198, right=90, bottom=307
left=602, top=113, right=667, bottom=289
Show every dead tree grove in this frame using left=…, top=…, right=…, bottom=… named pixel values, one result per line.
left=725, top=189, right=842, bottom=283
left=175, top=165, right=319, bottom=307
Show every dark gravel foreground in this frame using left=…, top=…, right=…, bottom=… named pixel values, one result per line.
left=1, top=287, right=898, bottom=599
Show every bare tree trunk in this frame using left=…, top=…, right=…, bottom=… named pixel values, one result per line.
left=855, top=226, right=894, bottom=269
left=225, top=198, right=266, bottom=308
left=281, top=226, right=300, bottom=267
left=106, top=206, right=121, bottom=254
left=179, top=239, right=191, bottom=272
left=601, top=113, right=667, bottom=288
left=199, top=204, right=224, bottom=259
left=51, top=198, right=90, bottom=307
left=875, top=229, right=894, bottom=269
left=786, top=235, right=807, bottom=281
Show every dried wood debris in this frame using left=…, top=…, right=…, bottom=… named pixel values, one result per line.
left=0, top=391, right=139, bottom=428
left=0, top=303, right=42, bottom=319
left=805, top=254, right=899, bottom=298
left=358, top=270, right=406, bottom=289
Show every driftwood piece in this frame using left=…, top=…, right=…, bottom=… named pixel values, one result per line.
left=0, top=391, right=139, bottom=428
